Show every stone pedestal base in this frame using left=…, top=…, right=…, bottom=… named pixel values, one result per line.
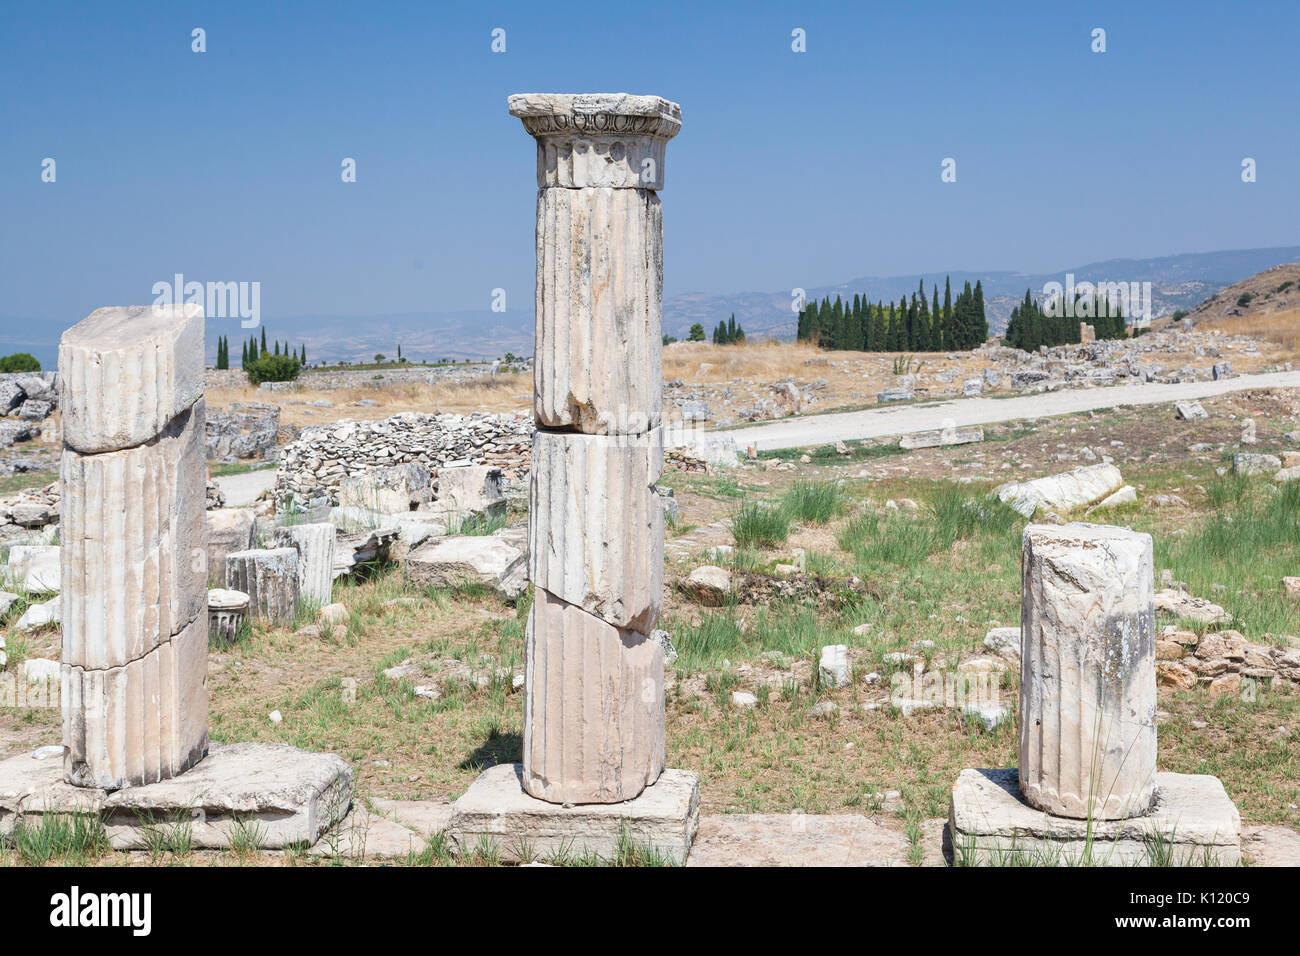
left=948, top=768, right=1240, bottom=866
left=0, top=741, right=352, bottom=850
left=446, top=763, right=699, bottom=864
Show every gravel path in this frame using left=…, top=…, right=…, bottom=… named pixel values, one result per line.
left=212, top=467, right=278, bottom=507
left=716, top=369, right=1300, bottom=451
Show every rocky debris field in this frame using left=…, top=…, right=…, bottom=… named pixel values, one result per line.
left=273, top=412, right=532, bottom=512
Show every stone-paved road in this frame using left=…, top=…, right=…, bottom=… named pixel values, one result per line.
left=715, top=370, right=1300, bottom=452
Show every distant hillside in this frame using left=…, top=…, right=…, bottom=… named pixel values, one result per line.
left=5, top=245, right=1298, bottom=366
left=1179, top=262, right=1300, bottom=326
left=663, top=245, right=1300, bottom=341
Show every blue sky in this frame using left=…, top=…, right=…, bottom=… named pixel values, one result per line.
left=1, top=0, right=1296, bottom=341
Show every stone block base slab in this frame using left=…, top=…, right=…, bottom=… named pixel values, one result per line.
left=446, top=763, right=698, bottom=864
left=949, top=768, right=1240, bottom=866
left=0, top=741, right=352, bottom=850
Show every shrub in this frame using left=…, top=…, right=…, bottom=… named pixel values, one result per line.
left=781, top=481, right=842, bottom=524
left=730, top=501, right=790, bottom=548
left=0, top=352, right=40, bottom=373
left=245, top=352, right=301, bottom=385
left=1236, top=292, right=1254, bottom=308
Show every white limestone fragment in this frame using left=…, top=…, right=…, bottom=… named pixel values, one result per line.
left=1019, top=523, right=1156, bottom=820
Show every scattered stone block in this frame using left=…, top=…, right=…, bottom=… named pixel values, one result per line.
left=404, top=535, right=527, bottom=598
left=205, top=508, right=257, bottom=587
left=681, top=565, right=730, bottom=606
left=1175, top=401, right=1207, bottom=420
left=271, top=522, right=336, bottom=606
left=207, top=588, right=249, bottom=646
left=435, top=464, right=506, bottom=522
left=995, top=463, right=1124, bottom=517
left=899, top=425, right=983, bottom=450
left=818, top=644, right=850, bottom=689
left=226, top=548, right=300, bottom=624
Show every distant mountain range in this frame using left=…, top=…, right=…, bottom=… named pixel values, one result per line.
left=662, top=245, right=1300, bottom=342
left=2, top=245, right=1297, bottom=368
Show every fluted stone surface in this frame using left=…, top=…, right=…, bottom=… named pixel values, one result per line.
left=58, top=304, right=209, bottom=792
left=271, top=523, right=336, bottom=606
left=60, top=403, right=207, bottom=671
left=522, top=589, right=665, bottom=804
left=1019, top=523, right=1157, bottom=820
left=226, top=548, right=300, bottom=624
left=530, top=428, right=663, bottom=631
left=59, top=305, right=205, bottom=454
left=62, top=614, right=208, bottom=790
left=533, top=186, right=663, bottom=434
left=513, top=94, right=678, bottom=807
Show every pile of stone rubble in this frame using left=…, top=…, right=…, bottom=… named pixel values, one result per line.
left=273, top=412, right=532, bottom=512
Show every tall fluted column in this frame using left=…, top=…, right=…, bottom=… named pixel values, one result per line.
left=1019, top=523, right=1156, bottom=819
left=59, top=305, right=209, bottom=790
left=509, top=93, right=680, bottom=804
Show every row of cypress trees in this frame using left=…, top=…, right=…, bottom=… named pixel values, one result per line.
left=796, top=277, right=989, bottom=352
left=712, top=314, right=746, bottom=345
left=1003, top=290, right=1128, bottom=351
left=230, top=328, right=307, bottom=369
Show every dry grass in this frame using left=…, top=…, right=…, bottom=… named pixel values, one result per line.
left=1213, top=308, right=1300, bottom=359
left=207, top=373, right=532, bottom=428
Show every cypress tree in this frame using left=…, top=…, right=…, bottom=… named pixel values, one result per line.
left=260, top=327, right=267, bottom=355
left=931, top=285, right=942, bottom=351
left=942, top=277, right=954, bottom=351
left=972, top=280, right=988, bottom=346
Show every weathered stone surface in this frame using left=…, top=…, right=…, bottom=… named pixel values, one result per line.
left=271, top=522, right=336, bottom=606
left=1154, top=588, right=1232, bottom=625
left=59, top=305, right=204, bottom=454
left=818, top=644, right=851, bottom=689
left=529, top=429, right=663, bottom=630
left=1240, top=824, right=1300, bottom=867
left=949, top=768, right=1240, bottom=866
left=877, top=387, right=913, bottom=403
left=337, top=461, right=431, bottom=514
left=687, top=813, right=911, bottom=867
left=996, top=463, right=1124, bottom=517
left=1233, top=452, right=1281, bottom=476
left=507, top=93, right=681, bottom=190
left=532, top=187, right=663, bottom=434
left=681, top=565, right=731, bottom=606
left=1092, top=484, right=1137, bottom=509
left=61, top=615, right=208, bottom=791
left=1175, top=400, right=1208, bottom=420
left=207, top=588, right=249, bottom=646
left=898, top=426, right=984, bottom=450
left=61, top=404, right=208, bottom=669
left=983, top=627, right=1021, bottom=661
left=446, top=762, right=698, bottom=863
left=0, top=741, right=352, bottom=849
left=15, top=596, right=60, bottom=631
left=6, top=544, right=60, bottom=593
left=523, top=589, right=664, bottom=804
left=205, top=508, right=257, bottom=586
left=404, top=535, right=527, bottom=598
left=1020, top=523, right=1156, bottom=820
left=205, top=402, right=281, bottom=460
left=435, top=464, right=506, bottom=522
left=225, top=548, right=300, bottom=623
